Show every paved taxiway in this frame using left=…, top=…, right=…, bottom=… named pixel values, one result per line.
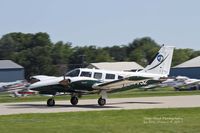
left=0, top=95, right=200, bottom=115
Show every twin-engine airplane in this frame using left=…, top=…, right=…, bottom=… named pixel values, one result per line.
left=28, top=45, right=174, bottom=106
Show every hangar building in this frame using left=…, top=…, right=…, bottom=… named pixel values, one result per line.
left=170, top=56, right=200, bottom=79
left=87, top=62, right=144, bottom=71
left=0, top=60, right=24, bottom=82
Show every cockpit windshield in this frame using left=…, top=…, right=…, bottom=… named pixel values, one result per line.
left=65, top=69, right=80, bottom=77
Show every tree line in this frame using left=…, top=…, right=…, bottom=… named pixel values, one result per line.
left=0, top=32, right=199, bottom=79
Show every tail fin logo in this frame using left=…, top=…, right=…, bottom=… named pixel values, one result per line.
left=141, top=45, right=174, bottom=76
left=157, top=54, right=164, bottom=62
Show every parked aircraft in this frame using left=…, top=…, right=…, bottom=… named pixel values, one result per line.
left=161, top=76, right=200, bottom=90
left=0, top=80, right=28, bottom=92
left=0, top=80, right=35, bottom=97
left=26, top=45, right=174, bottom=106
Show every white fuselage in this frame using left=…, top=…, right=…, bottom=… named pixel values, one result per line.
left=29, top=68, right=164, bottom=89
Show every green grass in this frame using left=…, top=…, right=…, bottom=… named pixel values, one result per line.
left=1, top=87, right=200, bottom=103
left=0, top=107, right=200, bottom=133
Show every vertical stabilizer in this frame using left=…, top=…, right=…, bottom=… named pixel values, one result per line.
left=141, top=45, right=174, bottom=76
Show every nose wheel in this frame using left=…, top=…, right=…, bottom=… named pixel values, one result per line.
left=47, top=98, right=55, bottom=106
left=98, top=97, right=106, bottom=106
left=70, top=96, right=78, bottom=105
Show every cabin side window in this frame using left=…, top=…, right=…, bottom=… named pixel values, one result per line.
left=118, top=75, right=124, bottom=79
left=65, top=69, right=80, bottom=77
left=93, top=72, right=102, bottom=79
left=105, top=73, right=115, bottom=79
left=80, top=71, right=92, bottom=77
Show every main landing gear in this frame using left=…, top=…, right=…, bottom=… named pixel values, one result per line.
left=98, top=97, right=106, bottom=106
left=46, top=91, right=107, bottom=107
left=46, top=96, right=79, bottom=107
left=70, top=96, right=79, bottom=105
left=98, top=90, right=107, bottom=106
left=47, top=98, right=55, bottom=106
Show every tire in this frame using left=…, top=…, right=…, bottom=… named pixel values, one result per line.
left=98, top=97, right=106, bottom=106
left=47, top=98, right=55, bottom=107
left=70, top=96, right=78, bottom=105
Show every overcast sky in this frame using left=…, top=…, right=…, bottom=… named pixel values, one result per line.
left=0, top=0, right=199, bottom=49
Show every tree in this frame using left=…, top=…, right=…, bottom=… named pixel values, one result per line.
left=172, top=48, right=194, bottom=66
left=0, top=32, right=56, bottom=78
left=68, top=46, right=113, bottom=69
left=51, top=41, right=72, bottom=64
left=104, top=45, right=128, bottom=61
left=127, top=37, right=160, bottom=66
left=94, top=48, right=113, bottom=62
left=190, top=50, right=200, bottom=59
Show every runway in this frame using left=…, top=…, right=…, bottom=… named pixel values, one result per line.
left=0, top=95, right=200, bottom=115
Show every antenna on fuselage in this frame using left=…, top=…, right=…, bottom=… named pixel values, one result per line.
left=63, top=74, right=66, bottom=80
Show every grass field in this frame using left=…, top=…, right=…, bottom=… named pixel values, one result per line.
left=1, top=87, right=200, bottom=103
left=0, top=107, right=200, bottom=133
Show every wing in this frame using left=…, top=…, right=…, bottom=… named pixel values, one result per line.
left=93, top=76, right=162, bottom=91
left=30, top=75, right=58, bottom=83
left=28, top=77, right=70, bottom=95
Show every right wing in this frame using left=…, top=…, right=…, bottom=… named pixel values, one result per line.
left=93, top=76, right=162, bottom=91
left=30, top=75, right=58, bottom=83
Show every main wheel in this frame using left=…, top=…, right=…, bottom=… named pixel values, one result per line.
left=70, top=96, right=78, bottom=105
left=47, top=98, right=55, bottom=106
left=98, top=97, right=106, bottom=106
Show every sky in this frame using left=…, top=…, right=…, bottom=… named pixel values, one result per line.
left=0, top=0, right=200, bottom=49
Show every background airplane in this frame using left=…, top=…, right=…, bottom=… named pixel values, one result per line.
left=0, top=80, right=36, bottom=97
left=0, top=80, right=28, bottom=92
left=161, top=76, right=200, bottom=91
left=26, top=45, right=174, bottom=106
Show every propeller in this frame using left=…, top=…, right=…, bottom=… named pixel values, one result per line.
left=59, top=74, right=71, bottom=87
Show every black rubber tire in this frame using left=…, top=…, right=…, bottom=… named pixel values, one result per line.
left=47, top=98, right=55, bottom=106
left=70, top=96, right=78, bottom=105
left=98, top=98, right=106, bottom=106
